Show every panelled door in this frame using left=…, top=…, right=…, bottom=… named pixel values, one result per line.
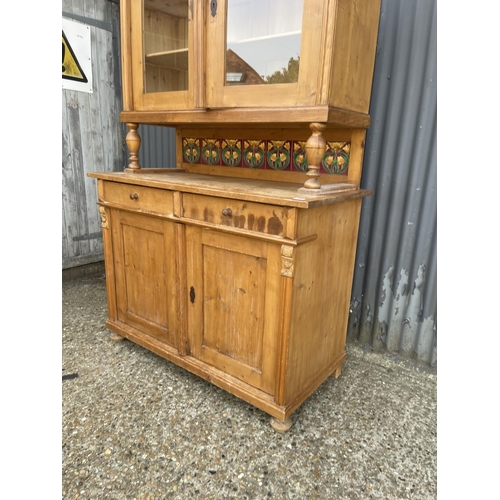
left=186, top=227, right=282, bottom=395
left=110, top=209, right=179, bottom=348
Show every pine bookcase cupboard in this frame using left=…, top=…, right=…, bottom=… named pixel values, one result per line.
left=88, top=0, right=381, bottom=432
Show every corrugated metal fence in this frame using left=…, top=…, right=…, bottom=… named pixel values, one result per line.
left=347, top=0, right=437, bottom=365
left=140, top=125, right=177, bottom=169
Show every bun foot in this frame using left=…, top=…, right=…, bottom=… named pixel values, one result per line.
left=270, top=417, right=293, bottom=433
left=110, top=332, right=125, bottom=342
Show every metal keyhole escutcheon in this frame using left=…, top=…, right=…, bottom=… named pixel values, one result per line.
left=190, top=286, right=196, bottom=304
left=210, top=0, right=217, bottom=16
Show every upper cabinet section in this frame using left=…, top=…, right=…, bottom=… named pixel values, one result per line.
left=120, top=0, right=381, bottom=123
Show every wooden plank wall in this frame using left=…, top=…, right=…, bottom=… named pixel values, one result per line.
left=62, top=0, right=125, bottom=269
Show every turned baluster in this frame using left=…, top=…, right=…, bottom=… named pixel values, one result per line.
left=303, top=122, right=326, bottom=189
left=125, top=122, right=141, bottom=171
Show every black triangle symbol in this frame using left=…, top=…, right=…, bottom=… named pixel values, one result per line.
left=62, top=30, right=88, bottom=84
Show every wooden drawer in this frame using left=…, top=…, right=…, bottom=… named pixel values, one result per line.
left=182, top=193, right=287, bottom=236
left=101, top=181, right=173, bottom=215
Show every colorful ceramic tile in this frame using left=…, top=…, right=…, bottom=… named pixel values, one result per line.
left=221, top=139, right=242, bottom=167
left=322, top=142, right=350, bottom=174
left=292, top=141, right=308, bottom=172
left=201, top=138, right=220, bottom=165
left=267, top=140, right=291, bottom=171
left=183, top=138, right=200, bottom=163
left=243, top=140, right=266, bottom=169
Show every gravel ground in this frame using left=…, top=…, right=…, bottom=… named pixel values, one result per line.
left=62, top=273, right=437, bottom=499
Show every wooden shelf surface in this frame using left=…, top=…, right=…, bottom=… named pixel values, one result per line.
left=120, top=106, right=370, bottom=128
left=145, top=48, right=188, bottom=71
left=88, top=170, right=372, bottom=208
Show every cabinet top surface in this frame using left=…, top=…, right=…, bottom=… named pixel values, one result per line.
left=88, top=170, right=372, bottom=208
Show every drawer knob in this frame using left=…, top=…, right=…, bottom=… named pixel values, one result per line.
left=222, top=208, right=232, bottom=217
left=129, top=193, right=139, bottom=200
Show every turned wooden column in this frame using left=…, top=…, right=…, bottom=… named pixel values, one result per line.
left=125, top=123, right=141, bottom=171
left=303, top=122, right=326, bottom=189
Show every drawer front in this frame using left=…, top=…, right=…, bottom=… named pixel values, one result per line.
left=182, top=193, right=287, bottom=236
left=101, top=182, right=173, bottom=214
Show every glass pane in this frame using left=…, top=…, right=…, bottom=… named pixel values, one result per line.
left=225, top=0, right=304, bottom=86
left=143, top=0, right=189, bottom=93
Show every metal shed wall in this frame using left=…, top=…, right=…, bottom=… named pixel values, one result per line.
left=347, top=0, right=437, bottom=366
left=140, top=125, right=177, bottom=169
left=62, top=0, right=126, bottom=270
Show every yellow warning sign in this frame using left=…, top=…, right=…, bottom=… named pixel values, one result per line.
left=62, top=30, right=88, bottom=83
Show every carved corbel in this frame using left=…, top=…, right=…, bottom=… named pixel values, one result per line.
left=98, top=206, right=109, bottom=229
left=281, top=245, right=294, bottom=277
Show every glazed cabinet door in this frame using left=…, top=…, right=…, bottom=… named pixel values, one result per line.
left=126, top=0, right=204, bottom=110
left=206, top=0, right=326, bottom=108
left=110, top=209, right=179, bottom=348
left=186, top=227, right=282, bottom=395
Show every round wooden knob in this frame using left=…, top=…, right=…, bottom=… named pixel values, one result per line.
left=222, top=208, right=232, bottom=216
left=130, top=193, right=138, bottom=200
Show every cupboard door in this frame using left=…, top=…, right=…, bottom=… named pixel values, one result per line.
left=111, top=210, right=179, bottom=347
left=186, top=228, right=281, bottom=395
left=206, top=0, right=325, bottom=108
left=129, top=0, right=204, bottom=110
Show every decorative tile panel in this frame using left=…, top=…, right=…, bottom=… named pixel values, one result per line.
left=182, top=137, right=351, bottom=175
